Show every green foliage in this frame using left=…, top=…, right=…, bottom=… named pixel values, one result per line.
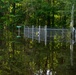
left=0, top=0, right=76, bottom=75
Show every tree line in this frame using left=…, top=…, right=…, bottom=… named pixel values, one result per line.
left=0, top=0, right=76, bottom=75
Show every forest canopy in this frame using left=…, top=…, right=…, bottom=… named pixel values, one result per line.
left=0, top=0, right=76, bottom=75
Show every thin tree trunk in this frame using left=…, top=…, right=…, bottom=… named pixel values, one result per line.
left=12, top=2, right=15, bottom=60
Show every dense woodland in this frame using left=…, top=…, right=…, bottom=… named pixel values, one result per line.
left=0, top=0, right=76, bottom=75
